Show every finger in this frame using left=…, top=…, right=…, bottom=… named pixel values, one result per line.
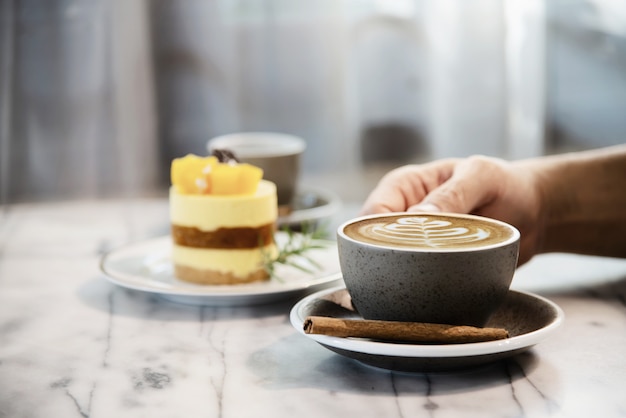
left=360, top=160, right=457, bottom=215
left=414, top=156, right=503, bottom=214
left=360, top=166, right=421, bottom=215
left=359, top=185, right=409, bottom=215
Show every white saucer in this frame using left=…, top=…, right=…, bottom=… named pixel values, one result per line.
left=278, top=186, right=341, bottom=227
left=290, top=286, right=564, bottom=372
left=100, top=233, right=342, bottom=306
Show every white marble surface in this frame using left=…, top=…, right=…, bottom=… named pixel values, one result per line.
left=1, top=198, right=626, bottom=418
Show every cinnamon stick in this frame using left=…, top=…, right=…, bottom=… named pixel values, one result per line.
left=303, top=316, right=508, bottom=344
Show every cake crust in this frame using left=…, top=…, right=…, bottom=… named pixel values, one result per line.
left=174, top=264, right=269, bottom=285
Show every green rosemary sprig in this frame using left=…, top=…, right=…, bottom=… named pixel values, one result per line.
left=263, top=222, right=331, bottom=280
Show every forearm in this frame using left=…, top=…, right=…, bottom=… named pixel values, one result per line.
left=520, top=145, right=626, bottom=258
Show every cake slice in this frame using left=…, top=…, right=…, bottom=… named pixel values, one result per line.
left=170, top=154, right=278, bottom=284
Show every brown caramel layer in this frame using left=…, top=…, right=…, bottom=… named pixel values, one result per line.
left=172, top=223, right=275, bottom=249
left=174, top=264, right=269, bottom=285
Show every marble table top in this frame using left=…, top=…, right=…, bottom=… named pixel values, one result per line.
left=1, top=198, right=625, bottom=418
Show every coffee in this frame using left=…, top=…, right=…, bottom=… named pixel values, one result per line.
left=343, top=214, right=514, bottom=250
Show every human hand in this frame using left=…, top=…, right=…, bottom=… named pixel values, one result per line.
left=360, top=156, right=544, bottom=265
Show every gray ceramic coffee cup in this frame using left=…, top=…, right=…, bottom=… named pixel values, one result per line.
left=337, top=212, right=520, bottom=327
left=207, top=132, right=306, bottom=211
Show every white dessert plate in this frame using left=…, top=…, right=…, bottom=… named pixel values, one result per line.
left=278, top=186, right=341, bottom=227
left=100, top=233, right=342, bottom=306
left=290, top=285, right=564, bottom=372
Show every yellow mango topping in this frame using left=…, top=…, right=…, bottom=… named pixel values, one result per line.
left=171, top=154, right=263, bottom=195
left=211, top=163, right=261, bottom=195
left=171, top=154, right=217, bottom=194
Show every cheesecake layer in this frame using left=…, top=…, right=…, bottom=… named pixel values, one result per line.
left=172, top=243, right=277, bottom=278
left=169, top=180, right=277, bottom=230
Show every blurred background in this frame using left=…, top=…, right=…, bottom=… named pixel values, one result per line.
left=1, top=0, right=625, bottom=204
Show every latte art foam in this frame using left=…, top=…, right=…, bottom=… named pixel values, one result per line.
left=344, top=215, right=514, bottom=250
left=371, top=217, right=489, bottom=247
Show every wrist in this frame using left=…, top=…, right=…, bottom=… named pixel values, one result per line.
left=522, top=146, right=626, bottom=257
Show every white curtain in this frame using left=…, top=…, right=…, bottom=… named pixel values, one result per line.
left=0, top=0, right=548, bottom=202
left=0, top=0, right=157, bottom=203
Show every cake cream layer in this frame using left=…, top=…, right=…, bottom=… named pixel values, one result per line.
left=172, top=243, right=277, bottom=278
left=169, top=180, right=277, bottom=230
